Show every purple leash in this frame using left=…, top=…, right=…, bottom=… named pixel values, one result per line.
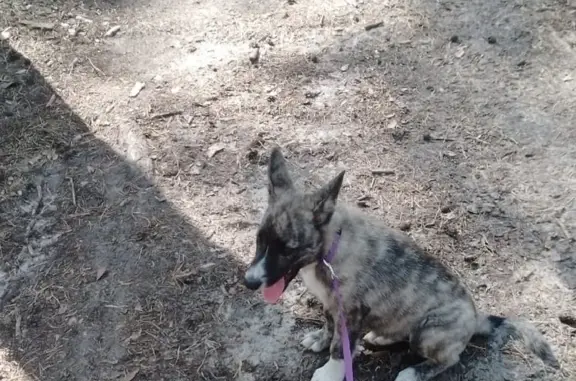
left=322, top=229, right=354, bottom=381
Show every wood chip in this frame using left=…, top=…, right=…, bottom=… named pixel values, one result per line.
left=200, top=262, right=216, bottom=271
left=96, top=266, right=108, bottom=281
left=129, top=82, right=145, bottom=97
left=46, top=93, right=57, bottom=107
left=150, top=110, right=183, bottom=119
left=104, top=25, right=121, bottom=37
left=371, top=169, right=395, bottom=176
left=19, top=20, right=55, bottom=30
left=365, top=21, right=384, bottom=31
left=207, top=143, right=226, bottom=158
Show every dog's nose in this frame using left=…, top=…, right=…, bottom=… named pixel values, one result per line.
left=243, top=257, right=266, bottom=290
left=243, top=275, right=263, bottom=290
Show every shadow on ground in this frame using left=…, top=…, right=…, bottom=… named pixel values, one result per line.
left=0, top=39, right=251, bottom=380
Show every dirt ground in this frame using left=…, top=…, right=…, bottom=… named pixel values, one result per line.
left=0, top=0, right=575, bottom=380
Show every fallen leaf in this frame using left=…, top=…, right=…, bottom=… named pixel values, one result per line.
left=129, top=82, right=145, bottom=97
left=0, top=81, right=17, bottom=90
left=207, top=143, right=225, bottom=158
left=96, top=266, right=108, bottom=281
left=19, top=20, right=54, bottom=30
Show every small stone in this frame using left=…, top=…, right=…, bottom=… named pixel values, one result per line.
left=340, top=64, right=350, bottom=72
left=440, top=205, right=452, bottom=213
left=559, top=315, right=576, bottom=328
left=129, top=82, right=145, bottom=97
left=1, top=29, right=11, bottom=40
left=249, top=47, right=260, bottom=64
left=398, top=222, right=411, bottom=231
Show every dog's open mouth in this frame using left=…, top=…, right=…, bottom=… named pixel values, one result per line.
left=261, top=265, right=301, bottom=304
left=262, top=276, right=286, bottom=304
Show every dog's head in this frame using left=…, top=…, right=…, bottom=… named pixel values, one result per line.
left=243, top=147, right=344, bottom=303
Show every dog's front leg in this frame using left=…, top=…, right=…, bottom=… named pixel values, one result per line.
left=302, top=309, right=334, bottom=352
left=311, top=306, right=366, bottom=381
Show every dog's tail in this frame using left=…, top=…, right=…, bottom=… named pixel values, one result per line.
left=475, top=313, right=559, bottom=368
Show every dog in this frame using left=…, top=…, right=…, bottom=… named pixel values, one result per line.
left=243, top=147, right=559, bottom=381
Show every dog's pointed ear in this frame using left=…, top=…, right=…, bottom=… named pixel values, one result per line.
left=268, top=147, right=294, bottom=202
left=311, top=170, right=345, bottom=226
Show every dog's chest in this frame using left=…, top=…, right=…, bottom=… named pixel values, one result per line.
left=300, top=265, right=330, bottom=305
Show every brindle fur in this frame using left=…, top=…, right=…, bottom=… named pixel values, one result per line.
left=243, top=147, right=559, bottom=381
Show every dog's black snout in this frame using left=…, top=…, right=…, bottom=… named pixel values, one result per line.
left=244, top=277, right=262, bottom=290
left=243, top=275, right=262, bottom=290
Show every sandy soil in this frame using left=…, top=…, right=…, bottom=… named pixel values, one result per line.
left=0, top=0, right=575, bottom=380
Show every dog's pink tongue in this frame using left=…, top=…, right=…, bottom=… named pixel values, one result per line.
left=262, top=277, right=286, bottom=304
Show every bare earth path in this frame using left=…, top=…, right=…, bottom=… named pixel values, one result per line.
left=0, top=0, right=575, bottom=380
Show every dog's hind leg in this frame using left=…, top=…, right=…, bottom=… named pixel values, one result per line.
left=395, top=307, right=474, bottom=381
left=395, top=339, right=464, bottom=381
left=302, top=310, right=334, bottom=352
left=363, top=331, right=406, bottom=346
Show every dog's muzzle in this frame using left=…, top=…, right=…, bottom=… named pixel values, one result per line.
left=244, top=257, right=266, bottom=290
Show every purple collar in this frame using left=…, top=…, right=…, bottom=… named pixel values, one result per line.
left=321, top=228, right=354, bottom=381
left=323, top=228, right=342, bottom=263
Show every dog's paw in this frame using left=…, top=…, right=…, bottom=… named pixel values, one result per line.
left=394, top=367, right=418, bottom=381
left=301, top=329, right=329, bottom=352
left=363, top=331, right=395, bottom=346
left=311, top=359, right=345, bottom=381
